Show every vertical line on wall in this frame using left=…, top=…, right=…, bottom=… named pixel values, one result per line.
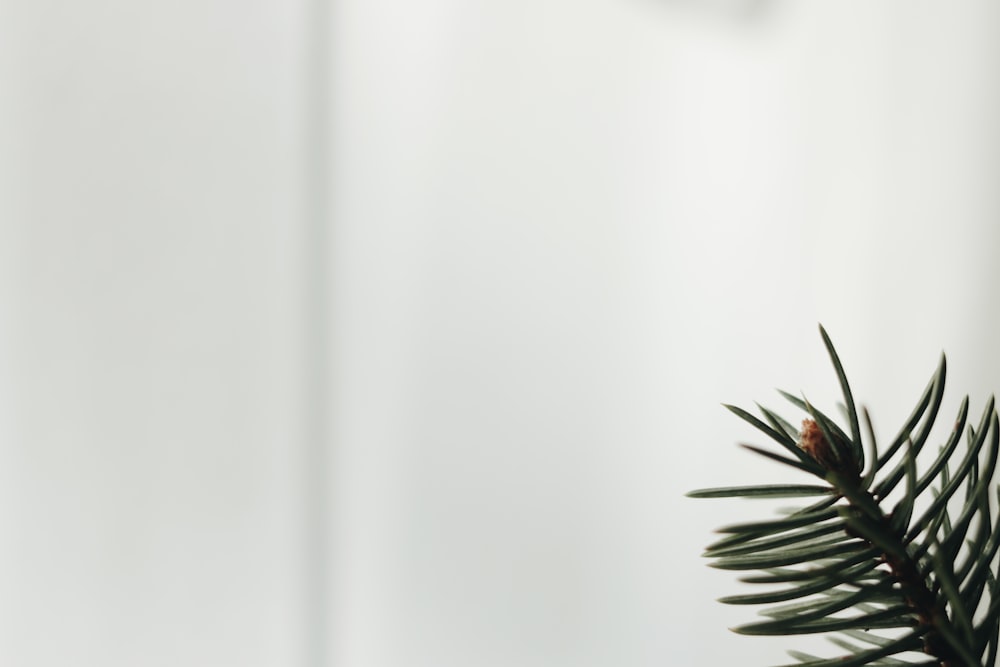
left=303, top=0, right=331, bottom=664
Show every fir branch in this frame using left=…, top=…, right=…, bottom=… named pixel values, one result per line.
left=689, top=326, right=1000, bottom=666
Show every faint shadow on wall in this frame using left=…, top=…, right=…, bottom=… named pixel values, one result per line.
left=653, top=0, right=773, bottom=23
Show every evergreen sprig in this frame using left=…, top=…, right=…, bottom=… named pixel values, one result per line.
left=689, top=326, right=1000, bottom=667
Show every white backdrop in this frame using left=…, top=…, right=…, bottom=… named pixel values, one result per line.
left=3, top=1, right=1000, bottom=666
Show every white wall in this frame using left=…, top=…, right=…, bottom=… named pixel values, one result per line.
left=0, top=1, right=310, bottom=665
left=328, top=2, right=1000, bottom=666
left=2, top=1, right=1000, bottom=666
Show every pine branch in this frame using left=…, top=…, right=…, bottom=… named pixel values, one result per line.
left=689, top=325, right=1000, bottom=666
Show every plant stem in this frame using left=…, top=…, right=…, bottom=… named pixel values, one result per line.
left=838, top=479, right=968, bottom=666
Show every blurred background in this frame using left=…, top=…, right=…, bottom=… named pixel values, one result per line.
left=2, top=1, right=1000, bottom=665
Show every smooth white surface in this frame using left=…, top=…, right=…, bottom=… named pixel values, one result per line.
left=0, top=1, right=309, bottom=665
left=2, top=2, right=1000, bottom=666
left=327, top=2, right=1000, bottom=666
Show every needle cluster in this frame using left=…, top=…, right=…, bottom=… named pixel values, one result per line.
left=689, top=326, right=1000, bottom=666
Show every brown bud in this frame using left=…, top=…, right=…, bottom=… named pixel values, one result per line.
left=798, top=419, right=839, bottom=470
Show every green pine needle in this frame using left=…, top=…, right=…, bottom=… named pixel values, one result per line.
left=690, top=325, right=1000, bottom=666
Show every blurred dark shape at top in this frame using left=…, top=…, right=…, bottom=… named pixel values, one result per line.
left=653, top=0, right=773, bottom=23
